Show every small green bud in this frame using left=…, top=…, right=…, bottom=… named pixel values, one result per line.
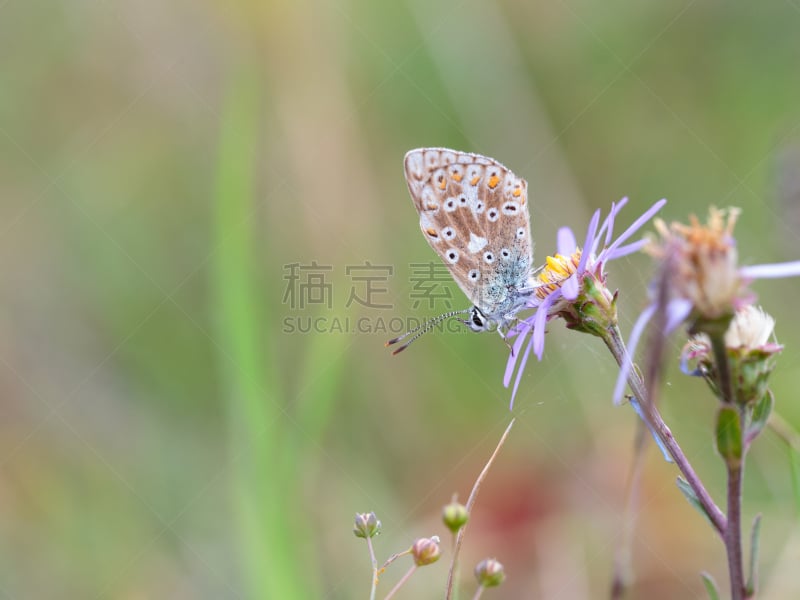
left=442, top=501, right=469, bottom=534
left=411, top=536, right=441, bottom=566
left=716, top=406, right=743, bottom=468
left=353, top=512, right=381, bottom=539
left=474, top=558, right=505, bottom=587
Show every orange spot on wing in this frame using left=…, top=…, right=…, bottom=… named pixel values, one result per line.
left=426, top=202, right=438, bottom=210
left=488, top=175, right=500, bottom=189
left=452, top=172, right=462, bottom=182
left=470, top=176, right=480, bottom=186
left=426, top=227, right=438, bottom=237
left=438, top=178, right=447, bottom=190
left=512, top=188, right=522, bottom=197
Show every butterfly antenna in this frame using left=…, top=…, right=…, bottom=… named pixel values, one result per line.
left=386, top=309, right=470, bottom=355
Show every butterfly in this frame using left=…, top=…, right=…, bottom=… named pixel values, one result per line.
left=387, top=148, right=537, bottom=354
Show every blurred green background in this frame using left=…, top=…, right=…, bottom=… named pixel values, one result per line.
left=1, top=1, right=800, bottom=598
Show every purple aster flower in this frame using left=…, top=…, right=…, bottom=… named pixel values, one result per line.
left=613, top=207, right=800, bottom=403
left=504, top=197, right=667, bottom=407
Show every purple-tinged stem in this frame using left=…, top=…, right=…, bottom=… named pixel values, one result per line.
left=726, top=461, right=745, bottom=600
left=710, top=333, right=746, bottom=600
left=606, top=325, right=727, bottom=536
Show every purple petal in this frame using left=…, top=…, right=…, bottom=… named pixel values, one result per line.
left=510, top=333, right=536, bottom=409
left=504, top=321, right=533, bottom=386
left=665, top=298, right=693, bottom=334
left=602, top=197, right=628, bottom=250
left=533, top=290, right=560, bottom=359
left=557, top=227, right=577, bottom=256
left=561, top=273, right=580, bottom=300
left=613, top=303, right=657, bottom=405
left=679, top=345, right=706, bottom=377
left=605, top=239, right=648, bottom=261
left=577, top=210, right=601, bottom=274
left=605, top=198, right=666, bottom=259
left=740, top=261, right=800, bottom=279
left=591, top=205, right=613, bottom=257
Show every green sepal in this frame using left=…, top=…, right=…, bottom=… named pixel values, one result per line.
left=716, top=406, right=743, bottom=468
left=700, top=572, right=721, bottom=600
left=745, top=390, right=773, bottom=445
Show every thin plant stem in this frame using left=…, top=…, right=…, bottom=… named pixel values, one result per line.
left=445, top=418, right=516, bottom=600
left=380, top=549, right=411, bottom=572
left=470, top=585, right=485, bottom=600
left=367, top=536, right=378, bottom=600
left=710, top=334, right=746, bottom=600
left=605, top=325, right=727, bottom=535
left=710, top=332, right=735, bottom=405
left=384, top=565, right=417, bottom=600
left=726, top=460, right=745, bottom=600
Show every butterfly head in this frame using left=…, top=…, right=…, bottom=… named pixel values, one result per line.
left=462, top=306, right=497, bottom=333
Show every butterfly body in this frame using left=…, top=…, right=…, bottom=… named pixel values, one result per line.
left=402, top=148, right=536, bottom=335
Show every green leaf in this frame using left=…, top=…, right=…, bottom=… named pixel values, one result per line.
left=746, top=514, right=762, bottom=596
left=700, top=572, right=721, bottom=600
left=746, top=390, right=773, bottom=444
left=676, top=477, right=714, bottom=528
left=716, top=406, right=743, bottom=468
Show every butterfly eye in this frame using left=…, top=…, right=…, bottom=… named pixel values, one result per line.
left=445, top=249, right=459, bottom=264
left=442, top=227, right=456, bottom=240
left=487, top=208, right=500, bottom=222
left=516, top=227, right=526, bottom=239
left=466, top=307, right=488, bottom=332
left=468, top=269, right=480, bottom=281
left=483, top=251, right=495, bottom=264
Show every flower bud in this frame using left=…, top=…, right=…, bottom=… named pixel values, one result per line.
left=353, top=512, right=381, bottom=539
left=474, top=558, right=506, bottom=587
left=411, top=536, right=441, bottom=566
left=681, top=305, right=781, bottom=406
left=442, top=501, right=469, bottom=534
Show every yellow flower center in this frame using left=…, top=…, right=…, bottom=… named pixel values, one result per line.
left=535, top=250, right=581, bottom=300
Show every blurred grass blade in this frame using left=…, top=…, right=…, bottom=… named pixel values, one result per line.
left=295, top=328, right=347, bottom=441
left=213, top=69, right=310, bottom=599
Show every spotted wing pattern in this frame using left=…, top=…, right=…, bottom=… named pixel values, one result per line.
left=403, top=148, right=534, bottom=319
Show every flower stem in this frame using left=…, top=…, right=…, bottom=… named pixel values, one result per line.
left=446, top=418, right=515, bottom=600
left=726, top=460, right=746, bottom=600
left=710, top=334, right=735, bottom=405
left=605, top=325, right=727, bottom=535
left=384, top=565, right=416, bottom=600
left=367, top=536, right=378, bottom=600
left=709, top=333, right=747, bottom=600
left=470, top=585, right=485, bottom=600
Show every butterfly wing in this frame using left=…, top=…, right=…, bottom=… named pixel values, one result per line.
left=403, top=148, right=534, bottom=317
